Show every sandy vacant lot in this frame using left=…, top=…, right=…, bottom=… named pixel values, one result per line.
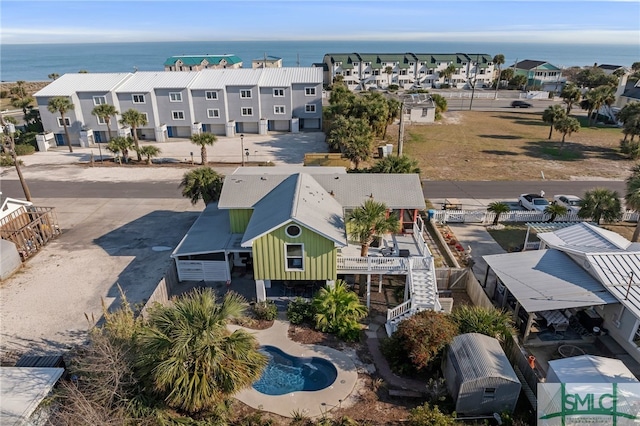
left=0, top=196, right=200, bottom=357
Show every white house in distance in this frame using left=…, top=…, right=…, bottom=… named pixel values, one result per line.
left=34, top=67, right=323, bottom=147
left=322, top=52, right=495, bottom=91
left=164, top=54, right=243, bottom=71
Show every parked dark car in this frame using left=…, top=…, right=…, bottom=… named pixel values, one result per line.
left=511, top=100, right=533, bottom=108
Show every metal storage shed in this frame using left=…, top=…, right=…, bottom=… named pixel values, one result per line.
left=444, top=333, right=521, bottom=415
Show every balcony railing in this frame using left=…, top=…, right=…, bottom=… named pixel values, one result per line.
left=337, top=256, right=409, bottom=272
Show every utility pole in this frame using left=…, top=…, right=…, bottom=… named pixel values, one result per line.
left=397, top=100, right=405, bottom=156
left=469, top=54, right=479, bottom=111
left=1, top=114, right=32, bottom=201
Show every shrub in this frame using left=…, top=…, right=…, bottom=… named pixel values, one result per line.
left=0, top=153, right=23, bottom=166
left=0, top=90, right=8, bottom=98
left=387, top=84, right=399, bottom=91
left=312, top=280, right=367, bottom=342
left=253, top=300, right=278, bottom=321
left=409, top=403, right=456, bottom=426
left=392, top=310, right=458, bottom=371
left=620, top=139, right=640, bottom=159
left=450, top=305, right=515, bottom=342
left=440, top=83, right=451, bottom=89
left=286, top=297, right=315, bottom=325
left=14, top=144, right=35, bottom=156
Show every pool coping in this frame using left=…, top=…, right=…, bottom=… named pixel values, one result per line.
left=230, top=319, right=358, bottom=418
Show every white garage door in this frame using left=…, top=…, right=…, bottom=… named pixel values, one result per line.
left=270, top=120, right=290, bottom=132
left=238, top=122, right=259, bottom=134
left=208, top=124, right=226, bottom=135
left=302, top=118, right=320, bottom=129
left=177, top=260, right=229, bottom=282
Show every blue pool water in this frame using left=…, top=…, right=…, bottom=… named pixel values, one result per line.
left=253, top=345, right=338, bottom=395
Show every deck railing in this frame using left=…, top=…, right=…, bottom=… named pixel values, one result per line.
left=337, top=256, right=409, bottom=272
left=386, top=299, right=412, bottom=321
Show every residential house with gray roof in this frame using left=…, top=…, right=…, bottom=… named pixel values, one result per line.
left=171, top=166, right=442, bottom=333
left=512, top=59, right=566, bottom=91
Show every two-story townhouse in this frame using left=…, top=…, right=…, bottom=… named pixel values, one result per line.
left=34, top=73, right=131, bottom=147
left=164, top=55, right=243, bottom=71
left=35, top=68, right=324, bottom=145
left=322, top=53, right=361, bottom=89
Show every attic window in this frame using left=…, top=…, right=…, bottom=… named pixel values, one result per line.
left=286, top=224, right=301, bottom=238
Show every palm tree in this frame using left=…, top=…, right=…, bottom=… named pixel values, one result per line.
left=553, top=116, right=580, bottom=150
left=545, top=203, right=568, bottom=222
left=487, top=201, right=510, bottom=226
left=105, top=136, right=134, bottom=164
left=119, top=108, right=148, bottom=161
left=542, top=105, right=567, bottom=140
left=384, top=66, right=393, bottom=86
left=492, top=54, right=505, bottom=98
left=560, top=83, right=581, bottom=114
left=135, top=289, right=267, bottom=414
left=47, top=96, right=75, bottom=152
left=190, top=133, right=217, bottom=165
left=91, top=103, right=119, bottom=142
left=625, top=171, right=640, bottom=242
left=383, top=97, right=401, bottom=138
left=617, top=102, right=640, bottom=142
left=450, top=305, right=515, bottom=342
left=578, top=188, right=622, bottom=224
left=439, top=64, right=456, bottom=86
left=48, top=73, right=60, bottom=81
left=370, top=155, right=420, bottom=174
left=312, top=280, right=367, bottom=341
left=134, top=145, right=161, bottom=165
left=347, top=199, right=400, bottom=258
left=179, top=167, right=225, bottom=205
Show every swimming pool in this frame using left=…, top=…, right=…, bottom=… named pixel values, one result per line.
left=253, top=345, right=338, bottom=395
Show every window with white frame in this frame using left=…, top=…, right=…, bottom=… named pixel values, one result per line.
left=205, top=91, right=218, bottom=100
left=273, top=88, right=284, bottom=97
left=172, top=111, right=185, bottom=120
left=93, top=96, right=106, bottom=106
left=169, top=92, right=182, bottom=102
left=274, top=105, right=285, bottom=114
left=96, top=116, right=107, bottom=125
left=285, top=243, right=304, bottom=270
left=241, top=107, right=253, bottom=116
left=304, top=87, right=316, bottom=96
left=132, top=94, right=146, bottom=104
left=305, top=104, right=316, bottom=113
left=141, top=112, right=149, bottom=122
left=207, top=109, right=220, bottom=118
left=57, top=117, right=71, bottom=127
left=240, top=89, right=252, bottom=99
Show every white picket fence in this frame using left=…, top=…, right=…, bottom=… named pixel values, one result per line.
left=433, top=209, right=639, bottom=224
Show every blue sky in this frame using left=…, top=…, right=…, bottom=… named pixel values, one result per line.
left=2, top=0, right=639, bottom=45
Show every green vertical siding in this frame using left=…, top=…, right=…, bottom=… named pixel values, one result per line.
left=252, top=223, right=337, bottom=281
left=229, top=209, right=253, bottom=233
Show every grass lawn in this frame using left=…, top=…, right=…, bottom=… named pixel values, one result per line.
left=398, top=110, right=633, bottom=181
left=486, top=223, right=539, bottom=252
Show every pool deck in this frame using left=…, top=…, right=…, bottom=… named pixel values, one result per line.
left=229, top=319, right=358, bottom=418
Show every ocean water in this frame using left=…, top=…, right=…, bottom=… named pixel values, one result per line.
left=1, top=40, right=638, bottom=82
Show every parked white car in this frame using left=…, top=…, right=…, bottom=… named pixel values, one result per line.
left=519, top=193, right=550, bottom=212
left=553, top=194, right=582, bottom=214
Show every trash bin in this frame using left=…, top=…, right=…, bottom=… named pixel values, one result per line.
left=427, top=209, right=435, bottom=220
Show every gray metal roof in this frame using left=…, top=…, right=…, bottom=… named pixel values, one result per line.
left=34, top=73, right=132, bottom=97
left=171, top=203, right=232, bottom=256
left=241, top=173, right=347, bottom=247
left=587, top=252, right=640, bottom=319
left=538, top=222, right=632, bottom=253
left=448, top=333, right=519, bottom=384
left=525, top=222, right=584, bottom=234
left=219, top=171, right=425, bottom=210
left=189, top=67, right=322, bottom=90
left=1, top=367, right=64, bottom=426
left=548, top=355, right=639, bottom=383
left=483, top=249, right=617, bottom=313
left=116, top=71, right=200, bottom=92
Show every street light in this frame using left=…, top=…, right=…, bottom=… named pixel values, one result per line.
left=240, top=133, right=245, bottom=166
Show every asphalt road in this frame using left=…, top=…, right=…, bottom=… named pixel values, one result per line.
left=446, top=97, right=557, bottom=112
left=1, top=178, right=626, bottom=201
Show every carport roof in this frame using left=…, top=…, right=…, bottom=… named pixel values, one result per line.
left=1, top=367, right=64, bottom=425
left=171, top=203, right=236, bottom=256
left=483, top=249, right=617, bottom=313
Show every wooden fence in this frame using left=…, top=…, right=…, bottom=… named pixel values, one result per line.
left=139, top=261, right=179, bottom=318
left=433, top=209, right=639, bottom=224
left=0, top=206, right=61, bottom=261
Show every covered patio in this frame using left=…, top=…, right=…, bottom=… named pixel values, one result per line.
left=483, top=249, right=618, bottom=343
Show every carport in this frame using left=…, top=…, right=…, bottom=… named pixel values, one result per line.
left=483, top=249, right=618, bottom=342
left=171, top=203, right=250, bottom=282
